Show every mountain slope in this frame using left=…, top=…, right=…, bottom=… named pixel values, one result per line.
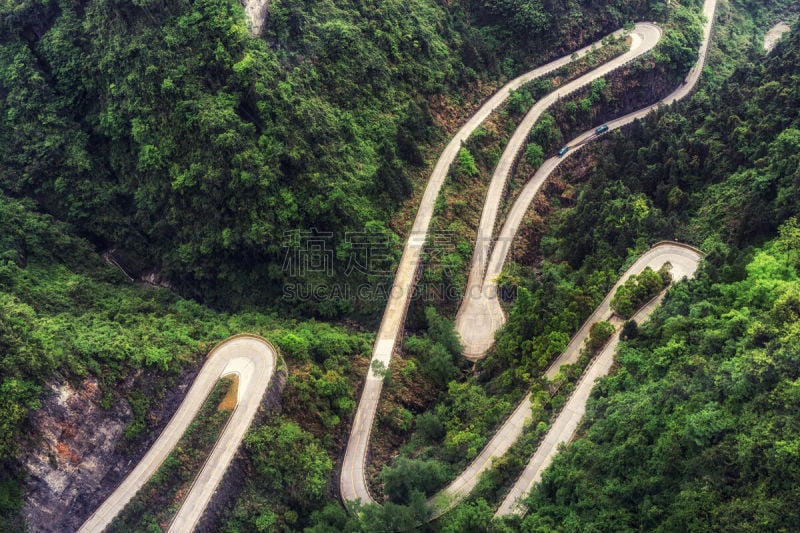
left=0, top=0, right=661, bottom=311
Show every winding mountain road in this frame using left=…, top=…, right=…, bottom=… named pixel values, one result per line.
left=344, top=0, right=715, bottom=519
left=494, top=244, right=702, bottom=518
left=492, top=0, right=715, bottom=517
left=430, top=242, right=702, bottom=519
left=456, top=0, right=716, bottom=359
left=78, top=335, right=276, bottom=533
left=454, top=22, right=662, bottom=359
left=339, top=22, right=669, bottom=509
left=82, top=0, right=715, bottom=527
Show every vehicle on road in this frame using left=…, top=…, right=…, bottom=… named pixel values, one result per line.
left=558, top=145, right=569, bottom=156
left=595, top=124, right=609, bottom=134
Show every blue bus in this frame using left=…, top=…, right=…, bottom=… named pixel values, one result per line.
left=558, top=145, right=569, bottom=157
left=595, top=124, right=609, bottom=135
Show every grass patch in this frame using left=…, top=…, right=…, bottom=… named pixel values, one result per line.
left=217, top=375, right=239, bottom=412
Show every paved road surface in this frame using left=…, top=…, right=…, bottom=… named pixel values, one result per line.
left=85, top=1, right=715, bottom=526
left=457, top=0, right=717, bottom=359
left=494, top=291, right=676, bottom=517
left=455, top=22, right=662, bottom=359
left=492, top=0, right=717, bottom=517
left=343, top=0, right=717, bottom=511
left=77, top=335, right=276, bottom=533
left=431, top=243, right=702, bottom=518
left=436, top=0, right=713, bottom=517
left=339, top=24, right=664, bottom=507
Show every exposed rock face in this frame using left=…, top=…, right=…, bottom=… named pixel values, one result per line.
left=22, top=368, right=199, bottom=532
left=242, top=0, right=269, bottom=35
left=22, top=360, right=282, bottom=532
left=22, top=379, right=133, bottom=533
left=765, top=22, right=790, bottom=53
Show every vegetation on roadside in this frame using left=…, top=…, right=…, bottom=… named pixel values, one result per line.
left=609, top=265, right=671, bottom=318
left=0, top=191, right=373, bottom=531
left=222, top=419, right=334, bottom=530
left=110, top=377, right=238, bottom=532
left=474, top=0, right=799, bottom=403
left=2, top=0, right=800, bottom=531
left=506, top=221, right=800, bottom=531
left=0, top=0, right=664, bottom=314
left=416, top=34, right=630, bottom=316
left=488, top=11, right=800, bottom=531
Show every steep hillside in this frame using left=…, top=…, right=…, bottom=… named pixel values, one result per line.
left=0, top=1, right=671, bottom=530
left=3, top=1, right=799, bottom=531
left=491, top=17, right=800, bottom=533
left=0, top=0, right=660, bottom=312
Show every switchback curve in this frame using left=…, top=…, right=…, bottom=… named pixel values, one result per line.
left=82, top=1, right=716, bottom=527
left=454, top=22, right=662, bottom=358
left=455, top=0, right=717, bottom=358
left=340, top=23, right=664, bottom=508
left=494, top=244, right=703, bottom=517
left=78, top=334, right=277, bottom=533
left=343, top=0, right=716, bottom=520
left=433, top=243, right=703, bottom=520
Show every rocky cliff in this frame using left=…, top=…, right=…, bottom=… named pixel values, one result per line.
left=242, top=0, right=269, bottom=35
left=22, top=378, right=133, bottom=532
left=22, top=369, right=198, bottom=532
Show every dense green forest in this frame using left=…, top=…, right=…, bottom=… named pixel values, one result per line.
left=2, top=0, right=800, bottom=531
left=510, top=223, right=800, bottom=531
left=0, top=0, right=666, bottom=529
left=0, top=190, right=374, bottom=530
left=322, top=1, right=800, bottom=529
left=481, top=0, right=800, bottom=397
left=492, top=12, right=800, bottom=532
left=285, top=3, right=800, bottom=530
left=0, top=0, right=662, bottom=314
